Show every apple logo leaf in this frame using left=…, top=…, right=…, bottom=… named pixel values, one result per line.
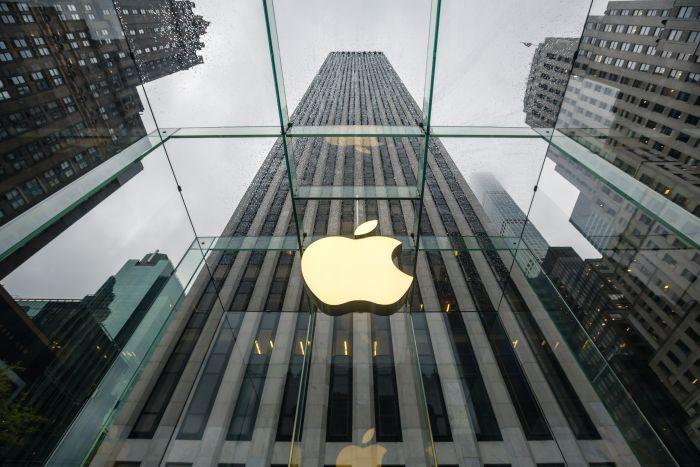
left=354, top=220, right=378, bottom=239
left=361, top=428, right=375, bottom=445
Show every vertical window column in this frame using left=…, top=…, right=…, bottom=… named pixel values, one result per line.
left=326, top=314, right=353, bottom=442
left=411, top=312, right=453, bottom=441
left=178, top=312, right=245, bottom=439
left=371, top=314, right=402, bottom=441
left=226, top=312, right=281, bottom=441
left=130, top=274, right=230, bottom=439
left=425, top=251, right=502, bottom=441
left=276, top=312, right=310, bottom=441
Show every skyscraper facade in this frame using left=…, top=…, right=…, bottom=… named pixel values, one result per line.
left=525, top=0, right=700, bottom=215
left=552, top=150, right=700, bottom=452
left=543, top=246, right=700, bottom=460
left=522, top=4, right=700, bottom=451
left=472, top=172, right=551, bottom=277
left=91, top=52, right=645, bottom=467
left=523, top=37, right=578, bottom=128
left=0, top=0, right=207, bottom=224
left=0, top=251, right=178, bottom=465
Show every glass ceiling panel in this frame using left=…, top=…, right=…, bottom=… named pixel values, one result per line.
left=431, top=0, right=592, bottom=127
left=3, top=147, right=196, bottom=300
left=164, top=137, right=274, bottom=239
left=117, top=0, right=280, bottom=128
left=273, top=0, right=432, bottom=123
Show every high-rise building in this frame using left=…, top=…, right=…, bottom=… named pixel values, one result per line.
left=88, top=51, right=660, bottom=467
left=523, top=37, right=578, bottom=128
left=0, top=0, right=208, bottom=224
left=524, top=1, right=700, bottom=215
left=557, top=151, right=700, bottom=448
left=543, top=246, right=700, bottom=458
left=0, top=251, right=178, bottom=465
left=522, top=6, right=700, bottom=448
left=472, top=172, right=551, bottom=277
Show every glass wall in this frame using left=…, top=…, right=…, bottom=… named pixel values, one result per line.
left=0, top=0, right=698, bottom=466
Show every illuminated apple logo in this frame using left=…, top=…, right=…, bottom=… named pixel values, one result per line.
left=301, top=220, right=412, bottom=316
left=335, top=428, right=387, bottom=467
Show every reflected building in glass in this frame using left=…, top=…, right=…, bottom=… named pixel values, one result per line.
left=472, top=172, right=551, bottom=277
left=89, top=52, right=651, bottom=467
left=0, top=0, right=208, bottom=225
left=525, top=0, right=700, bottom=215
left=523, top=37, right=578, bottom=128
left=523, top=0, right=700, bottom=458
left=0, top=251, right=178, bottom=465
left=554, top=151, right=700, bottom=453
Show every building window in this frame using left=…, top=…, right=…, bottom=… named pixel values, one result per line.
left=22, top=179, right=44, bottom=199
left=326, top=314, right=353, bottom=442
left=411, top=312, right=452, bottom=441
left=43, top=169, right=60, bottom=188
left=5, top=189, right=25, bottom=209
left=371, top=315, right=402, bottom=442
left=178, top=312, right=244, bottom=440
left=668, top=29, right=683, bottom=41
left=677, top=6, right=693, bottom=18
left=131, top=278, right=223, bottom=439
left=226, top=312, right=280, bottom=441
left=276, top=312, right=310, bottom=441
left=0, top=80, right=9, bottom=100
left=59, top=161, right=74, bottom=178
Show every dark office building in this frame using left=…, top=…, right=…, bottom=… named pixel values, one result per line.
left=0, top=0, right=208, bottom=224
left=524, top=1, right=700, bottom=215
left=523, top=37, right=578, bottom=128
left=543, top=246, right=700, bottom=463
left=0, top=252, right=176, bottom=466
left=90, top=52, right=646, bottom=466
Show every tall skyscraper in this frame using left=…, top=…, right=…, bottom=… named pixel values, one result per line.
left=0, top=251, right=179, bottom=465
left=553, top=150, right=700, bottom=449
left=543, top=246, right=700, bottom=459
left=522, top=6, right=700, bottom=450
left=0, top=0, right=208, bottom=224
left=524, top=1, right=700, bottom=215
left=472, top=172, right=551, bottom=277
left=523, top=37, right=578, bottom=128
left=88, top=52, right=663, bottom=467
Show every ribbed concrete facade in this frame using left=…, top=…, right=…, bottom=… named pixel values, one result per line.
left=92, top=52, right=637, bottom=467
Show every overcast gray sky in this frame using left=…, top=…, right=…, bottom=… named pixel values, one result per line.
left=5, top=0, right=605, bottom=298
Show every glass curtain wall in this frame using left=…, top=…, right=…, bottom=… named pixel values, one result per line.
left=0, top=0, right=698, bottom=466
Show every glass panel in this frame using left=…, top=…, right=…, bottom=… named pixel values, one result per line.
left=289, top=135, right=424, bottom=201
left=116, top=0, right=280, bottom=127
left=0, top=145, right=205, bottom=465
left=289, top=310, right=437, bottom=467
left=164, top=138, right=278, bottom=238
left=273, top=1, right=432, bottom=122
left=0, top=132, right=164, bottom=263
left=0, top=0, right=160, bottom=230
left=433, top=137, right=552, bottom=289
left=523, top=138, right=700, bottom=465
left=521, top=4, right=700, bottom=463
left=431, top=0, right=591, bottom=127
left=46, top=246, right=205, bottom=465
left=171, top=127, right=281, bottom=138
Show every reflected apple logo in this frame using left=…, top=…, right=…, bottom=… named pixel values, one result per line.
left=301, top=220, right=413, bottom=316
left=324, top=136, right=383, bottom=155
left=335, top=428, right=387, bottom=467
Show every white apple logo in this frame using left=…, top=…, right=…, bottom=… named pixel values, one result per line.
left=301, top=220, right=413, bottom=316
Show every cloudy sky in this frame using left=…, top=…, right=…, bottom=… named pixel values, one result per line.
left=5, top=0, right=607, bottom=298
